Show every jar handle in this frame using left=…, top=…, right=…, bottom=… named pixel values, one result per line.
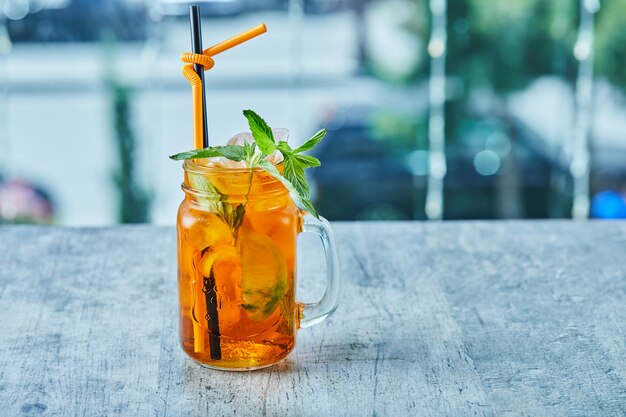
left=298, top=213, right=341, bottom=328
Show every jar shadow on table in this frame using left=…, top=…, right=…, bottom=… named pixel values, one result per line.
left=264, top=339, right=383, bottom=371
left=179, top=333, right=383, bottom=374
left=252, top=358, right=300, bottom=374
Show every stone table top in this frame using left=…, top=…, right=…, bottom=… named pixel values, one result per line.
left=0, top=221, right=625, bottom=416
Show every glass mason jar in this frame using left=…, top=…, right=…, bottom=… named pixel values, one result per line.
left=177, top=160, right=340, bottom=370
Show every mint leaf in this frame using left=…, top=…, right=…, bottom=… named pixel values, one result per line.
left=219, top=145, right=246, bottom=161
left=293, top=154, right=320, bottom=167
left=257, top=160, right=299, bottom=195
left=276, top=141, right=292, bottom=153
left=243, top=141, right=256, bottom=159
left=257, top=159, right=319, bottom=218
left=169, top=145, right=245, bottom=161
left=243, top=109, right=276, bottom=155
left=185, top=173, right=247, bottom=238
left=187, top=171, right=215, bottom=194
left=294, top=129, right=326, bottom=153
left=169, top=147, right=222, bottom=160
left=232, top=203, right=246, bottom=232
left=283, top=153, right=310, bottom=199
left=300, top=198, right=318, bottom=218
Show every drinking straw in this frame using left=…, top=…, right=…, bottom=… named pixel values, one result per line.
left=183, top=7, right=267, bottom=362
left=204, top=23, right=267, bottom=57
left=189, top=5, right=208, bottom=149
left=182, top=21, right=267, bottom=150
left=203, top=269, right=221, bottom=361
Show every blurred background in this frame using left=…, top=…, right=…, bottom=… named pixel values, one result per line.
left=0, top=0, right=625, bottom=225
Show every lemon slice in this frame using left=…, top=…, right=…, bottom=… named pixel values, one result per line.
left=197, top=244, right=238, bottom=277
left=182, top=209, right=232, bottom=251
left=238, top=227, right=288, bottom=321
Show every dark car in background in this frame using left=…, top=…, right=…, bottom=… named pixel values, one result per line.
left=309, top=107, right=571, bottom=221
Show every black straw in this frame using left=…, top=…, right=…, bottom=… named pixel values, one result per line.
left=189, top=5, right=209, bottom=148
left=203, top=268, right=222, bottom=360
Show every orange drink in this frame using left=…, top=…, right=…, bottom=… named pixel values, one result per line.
left=176, top=160, right=339, bottom=370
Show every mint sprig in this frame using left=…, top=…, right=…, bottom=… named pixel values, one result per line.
left=169, top=109, right=326, bottom=218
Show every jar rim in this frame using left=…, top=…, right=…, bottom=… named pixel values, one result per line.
left=181, top=159, right=288, bottom=199
left=182, top=159, right=263, bottom=174
left=181, top=181, right=289, bottom=201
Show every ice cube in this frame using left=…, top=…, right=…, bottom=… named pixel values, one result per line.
left=226, top=129, right=287, bottom=166
left=198, top=156, right=248, bottom=169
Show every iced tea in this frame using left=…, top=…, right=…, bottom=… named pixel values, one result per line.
left=177, top=161, right=300, bottom=370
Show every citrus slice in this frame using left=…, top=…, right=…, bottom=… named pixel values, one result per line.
left=196, top=244, right=242, bottom=337
left=197, top=244, right=238, bottom=277
left=238, top=227, right=288, bottom=321
left=181, top=209, right=232, bottom=251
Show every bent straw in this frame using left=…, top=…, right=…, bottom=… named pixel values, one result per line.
left=204, top=23, right=267, bottom=57
left=182, top=23, right=267, bottom=150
